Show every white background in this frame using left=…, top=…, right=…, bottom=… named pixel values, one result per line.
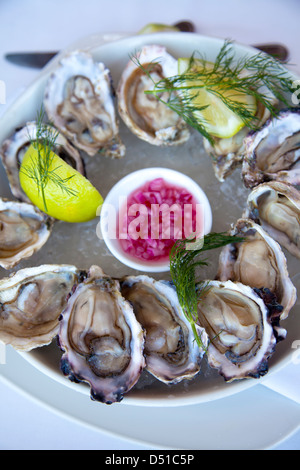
left=0, top=0, right=299, bottom=450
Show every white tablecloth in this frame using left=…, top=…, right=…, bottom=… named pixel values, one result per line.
left=0, top=0, right=299, bottom=450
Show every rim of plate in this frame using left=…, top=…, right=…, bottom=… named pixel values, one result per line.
left=0, top=31, right=298, bottom=407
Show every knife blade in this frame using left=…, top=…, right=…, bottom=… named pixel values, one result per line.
left=4, top=42, right=289, bottom=69
left=5, top=51, right=57, bottom=69
left=4, top=21, right=196, bottom=69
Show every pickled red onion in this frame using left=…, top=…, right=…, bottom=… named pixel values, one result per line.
left=117, top=178, right=202, bottom=262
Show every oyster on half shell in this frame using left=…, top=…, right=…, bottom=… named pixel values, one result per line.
left=44, top=51, right=125, bottom=158
left=217, top=218, right=297, bottom=320
left=121, top=275, right=205, bottom=384
left=117, top=45, right=190, bottom=146
left=0, top=264, right=81, bottom=351
left=246, top=181, right=300, bottom=259
left=196, top=280, right=285, bottom=382
left=203, top=101, right=275, bottom=182
left=242, top=108, right=300, bottom=188
left=0, top=198, right=53, bottom=270
left=58, top=266, right=145, bottom=404
left=0, top=121, right=85, bottom=203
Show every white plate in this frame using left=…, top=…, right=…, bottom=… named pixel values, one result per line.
left=0, top=32, right=299, bottom=408
left=1, top=346, right=300, bottom=449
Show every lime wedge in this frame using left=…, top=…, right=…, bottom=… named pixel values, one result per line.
left=19, top=144, right=103, bottom=223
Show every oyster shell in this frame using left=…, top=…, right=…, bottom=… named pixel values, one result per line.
left=242, top=108, right=300, bottom=188
left=44, top=51, right=125, bottom=158
left=217, top=218, right=297, bottom=320
left=58, top=266, right=145, bottom=404
left=246, top=181, right=300, bottom=258
left=203, top=101, right=275, bottom=182
left=196, top=280, right=284, bottom=382
left=0, top=198, right=52, bottom=269
left=0, top=121, right=85, bottom=203
left=0, top=264, right=81, bottom=351
left=121, top=275, right=205, bottom=384
left=117, top=45, right=190, bottom=146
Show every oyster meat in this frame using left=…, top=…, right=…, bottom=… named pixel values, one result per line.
left=58, top=266, right=145, bottom=404
left=121, top=275, right=205, bottom=384
left=217, top=218, right=297, bottom=320
left=0, top=198, right=52, bottom=269
left=44, top=51, right=125, bottom=158
left=117, top=45, right=190, bottom=146
left=0, top=121, right=85, bottom=203
left=0, top=264, right=81, bottom=351
left=203, top=100, right=275, bottom=182
left=242, top=108, right=300, bottom=188
left=196, top=280, right=284, bottom=382
left=246, top=181, right=300, bottom=258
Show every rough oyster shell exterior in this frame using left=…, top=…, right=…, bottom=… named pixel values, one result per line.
left=0, top=121, right=85, bottom=203
left=217, top=218, right=297, bottom=320
left=203, top=100, right=275, bottom=182
left=0, top=198, right=53, bottom=269
left=242, top=107, right=300, bottom=189
left=245, top=181, right=300, bottom=259
left=196, top=280, right=284, bottom=382
left=117, top=44, right=190, bottom=146
left=44, top=51, right=125, bottom=158
left=121, top=275, right=206, bottom=384
left=0, top=264, right=81, bottom=351
left=58, top=266, right=145, bottom=404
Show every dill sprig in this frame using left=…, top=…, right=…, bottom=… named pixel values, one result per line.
left=130, top=53, right=213, bottom=142
left=169, top=232, right=244, bottom=350
left=131, top=40, right=295, bottom=144
left=20, top=108, right=78, bottom=212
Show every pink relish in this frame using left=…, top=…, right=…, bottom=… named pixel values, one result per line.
left=117, top=178, right=202, bottom=262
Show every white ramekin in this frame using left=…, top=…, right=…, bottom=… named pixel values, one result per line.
left=99, top=167, right=213, bottom=272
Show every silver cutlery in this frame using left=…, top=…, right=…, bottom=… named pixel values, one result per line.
left=4, top=20, right=289, bottom=69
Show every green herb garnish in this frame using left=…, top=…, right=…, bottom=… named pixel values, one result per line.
left=169, top=232, right=244, bottom=350
left=20, top=107, right=78, bottom=212
left=131, top=40, right=295, bottom=144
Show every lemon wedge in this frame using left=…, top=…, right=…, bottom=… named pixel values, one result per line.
left=138, top=23, right=179, bottom=34
left=19, top=144, right=103, bottom=223
left=178, top=58, right=257, bottom=139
